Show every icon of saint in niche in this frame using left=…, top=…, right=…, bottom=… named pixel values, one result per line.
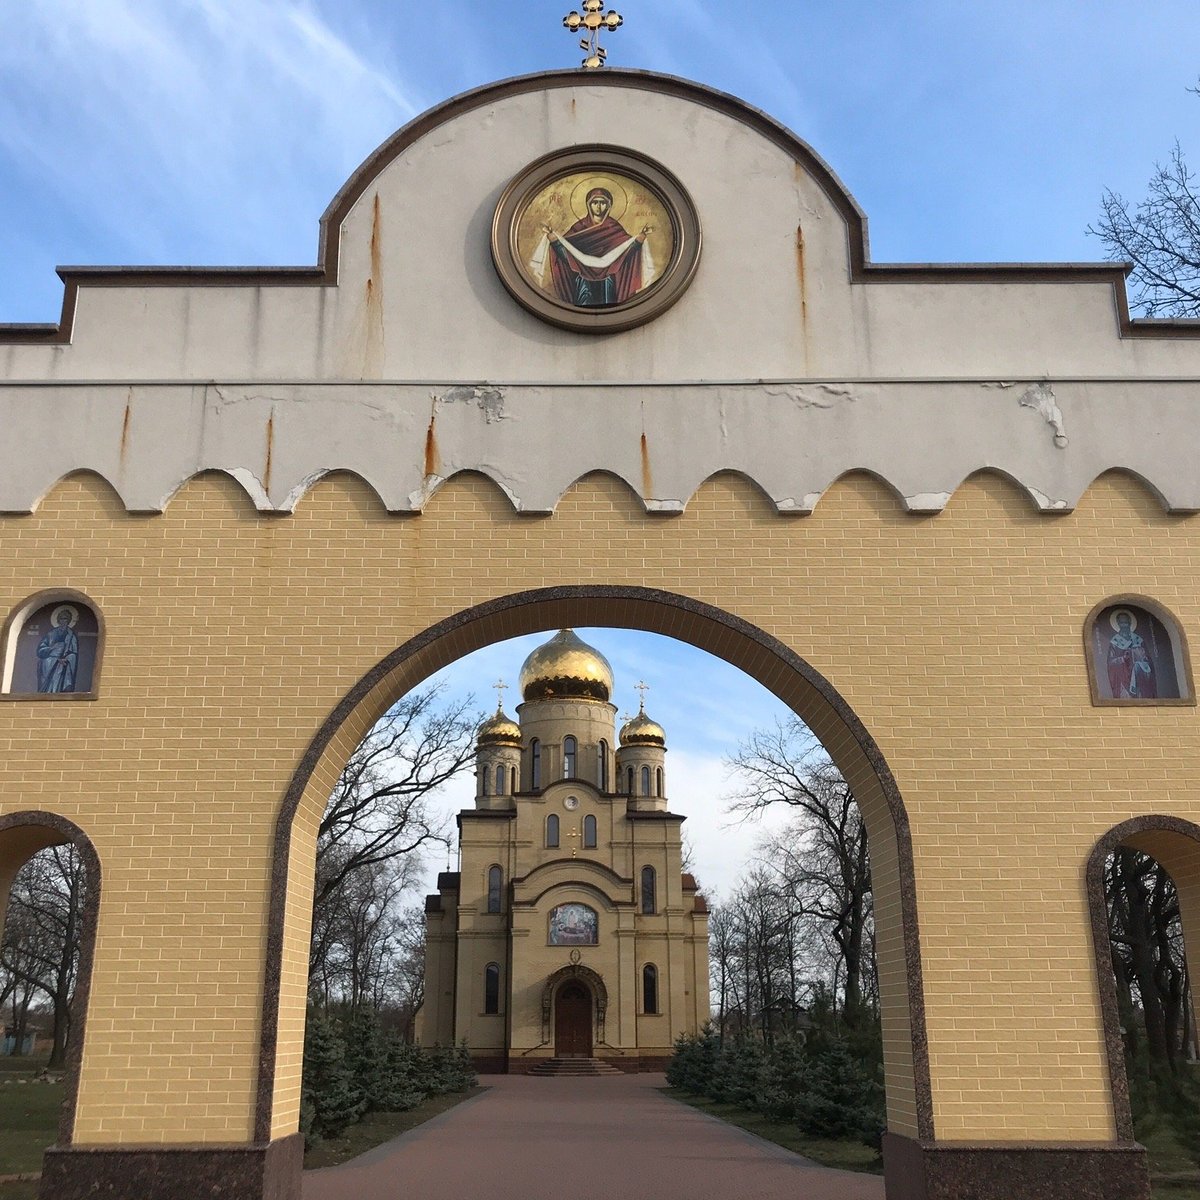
left=1107, top=608, right=1157, bottom=699
left=37, top=605, right=79, bottom=694
left=525, top=174, right=667, bottom=308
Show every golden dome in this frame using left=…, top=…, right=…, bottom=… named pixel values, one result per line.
left=519, top=629, right=613, bottom=702
left=619, top=706, right=666, bottom=746
left=477, top=708, right=521, bottom=746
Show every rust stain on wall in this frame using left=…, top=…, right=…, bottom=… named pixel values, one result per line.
left=119, top=390, right=133, bottom=464
left=425, top=414, right=440, bottom=479
left=795, top=223, right=809, bottom=328
left=640, top=432, right=654, bottom=499
left=364, top=193, right=385, bottom=373
left=264, top=411, right=275, bottom=495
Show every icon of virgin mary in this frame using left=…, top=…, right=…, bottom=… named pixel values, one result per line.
left=529, top=186, right=656, bottom=307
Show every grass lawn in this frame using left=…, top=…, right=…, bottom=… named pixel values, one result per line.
left=303, top=1087, right=486, bottom=1170
left=663, top=1087, right=1200, bottom=1199
left=660, top=1088, right=883, bottom=1174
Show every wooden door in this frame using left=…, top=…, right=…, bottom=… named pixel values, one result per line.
left=554, top=982, right=593, bottom=1057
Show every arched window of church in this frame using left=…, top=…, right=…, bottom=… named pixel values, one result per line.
left=495, top=763, right=506, bottom=796
left=481, top=766, right=490, bottom=797
left=563, top=736, right=577, bottom=779
left=1085, top=597, right=1193, bottom=705
left=547, top=813, right=560, bottom=848
left=487, top=865, right=502, bottom=913
left=656, top=767, right=663, bottom=797
left=510, top=766, right=518, bottom=794
left=642, top=964, right=658, bottom=1014
left=2, top=593, right=102, bottom=698
left=641, top=765, right=651, bottom=796
left=583, top=814, right=597, bottom=849
left=531, top=740, right=541, bottom=789
left=626, top=766, right=634, bottom=795
left=484, top=963, right=500, bottom=1015
left=598, top=740, right=609, bottom=790
left=641, top=865, right=657, bottom=915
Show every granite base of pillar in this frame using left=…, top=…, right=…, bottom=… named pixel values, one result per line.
left=39, top=1133, right=303, bottom=1200
left=882, top=1132, right=1149, bottom=1200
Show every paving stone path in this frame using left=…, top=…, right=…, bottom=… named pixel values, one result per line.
left=302, top=1073, right=887, bottom=1200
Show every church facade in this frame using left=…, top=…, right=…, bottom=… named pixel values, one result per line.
left=418, top=630, right=709, bottom=1071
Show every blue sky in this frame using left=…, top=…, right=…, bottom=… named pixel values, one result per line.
left=2, top=3, right=1194, bottom=893
left=1, top=2, right=1197, bottom=321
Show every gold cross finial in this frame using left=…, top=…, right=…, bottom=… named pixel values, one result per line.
left=634, top=680, right=649, bottom=711
left=493, top=678, right=508, bottom=711
left=563, top=1, right=623, bottom=69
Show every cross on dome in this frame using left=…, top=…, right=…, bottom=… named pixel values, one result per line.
left=492, top=678, right=509, bottom=711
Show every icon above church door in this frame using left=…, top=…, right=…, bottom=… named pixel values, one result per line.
left=554, top=981, right=593, bottom=1058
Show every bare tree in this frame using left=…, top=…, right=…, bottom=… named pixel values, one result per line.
left=308, top=682, right=477, bottom=1022
left=315, top=683, right=478, bottom=907
left=726, top=718, right=874, bottom=1025
left=1090, top=82, right=1200, bottom=317
left=0, top=845, right=86, bottom=1066
left=1106, top=848, right=1195, bottom=1073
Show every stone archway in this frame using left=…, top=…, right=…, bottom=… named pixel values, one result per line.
left=0, top=811, right=102, bottom=1154
left=1087, top=815, right=1200, bottom=1139
left=541, top=963, right=609, bottom=1055
left=262, top=585, right=931, bottom=1171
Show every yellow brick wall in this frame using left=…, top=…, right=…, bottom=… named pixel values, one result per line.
left=1, top=467, right=1198, bottom=1145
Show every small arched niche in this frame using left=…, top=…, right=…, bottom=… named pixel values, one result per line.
left=1, top=590, right=103, bottom=700
left=1085, top=596, right=1193, bottom=706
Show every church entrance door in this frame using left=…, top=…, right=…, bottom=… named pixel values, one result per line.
left=554, top=981, right=593, bottom=1057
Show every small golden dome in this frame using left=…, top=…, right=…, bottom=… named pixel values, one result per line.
left=619, top=707, right=666, bottom=746
left=519, top=629, right=613, bottom=702
left=477, top=708, right=521, bottom=746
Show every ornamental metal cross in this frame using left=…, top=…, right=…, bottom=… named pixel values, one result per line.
left=634, top=679, right=649, bottom=710
left=492, top=678, right=508, bottom=710
left=565, top=825, right=580, bottom=858
left=563, top=1, right=623, bottom=69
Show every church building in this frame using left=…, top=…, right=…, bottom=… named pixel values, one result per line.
left=418, top=630, right=710, bottom=1072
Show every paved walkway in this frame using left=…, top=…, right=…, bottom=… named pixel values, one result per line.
left=302, top=1073, right=886, bottom=1200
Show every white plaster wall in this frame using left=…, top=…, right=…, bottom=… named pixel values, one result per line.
left=1, top=76, right=1199, bottom=515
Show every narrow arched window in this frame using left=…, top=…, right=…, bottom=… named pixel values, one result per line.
left=598, top=740, right=609, bottom=791
left=641, top=865, right=656, bottom=915
left=487, top=865, right=502, bottom=913
left=485, top=963, right=500, bottom=1015
left=495, top=763, right=506, bottom=796
left=511, top=766, right=518, bottom=794
left=547, top=813, right=560, bottom=848
left=2, top=593, right=102, bottom=697
left=626, top=766, right=634, bottom=795
left=563, top=736, right=577, bottom=779
left=583, top=814, right=597, bottom=849
left=656, top=767, right=663, bottom=797
left=643, top=964, right=658, bottom=1014
left=641, top=765, right=651, bottom=796
left=481, top=766, right=490, bottom=796
left=531, top=739, right=541, bottom=789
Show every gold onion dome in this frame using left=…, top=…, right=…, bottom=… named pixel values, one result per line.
left=477, top=707, right=521, bottom=746
left=519, top=629, right=614, bottom=702
left=619, top=705, right=666, bottom=747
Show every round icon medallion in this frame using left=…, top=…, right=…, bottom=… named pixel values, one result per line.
left=492, top=145, right=702, bottom=334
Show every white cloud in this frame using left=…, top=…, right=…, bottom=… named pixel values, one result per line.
left=0, top=0, right=421, bottom=262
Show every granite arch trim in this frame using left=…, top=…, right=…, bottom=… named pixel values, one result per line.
left=258, top=585, right=934, bottom=1142
left=0, top=810, right=102, bottom=1145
